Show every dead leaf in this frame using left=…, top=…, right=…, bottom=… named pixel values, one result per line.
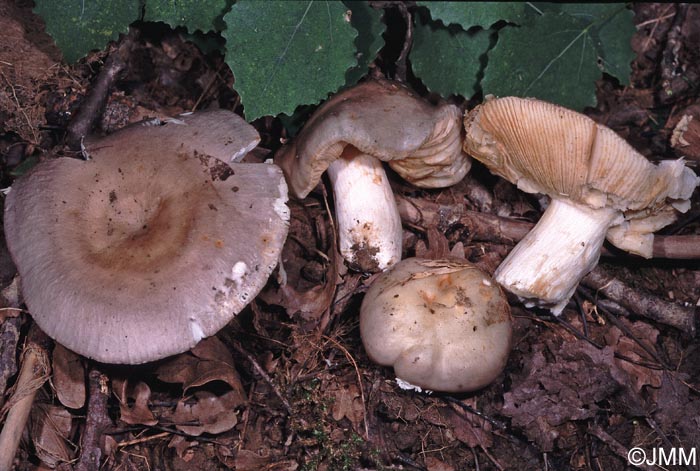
left=52, top=344, right=85, bottom=409
left=169, top=389, right=240, bottom=436
left=156, top=336, right=246, bottom=406
left=168, top=435, right=197, bottom=460
left=113, top=379, right=157, bottom=426
left=604, top=320, right=663, bottom=392
left=425, top=456, right=456, bottom=471
left=259, top=199, right=338, bottom=328
left=329, top=382, right=364, bottom=432
left=29, top=403, right=74, bottom=467
left=444, top=402, right=493, bottom=449
left=502, top=340, right=620, bottom=451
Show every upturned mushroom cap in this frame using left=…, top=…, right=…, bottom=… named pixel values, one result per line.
left=463, top=96, right=698, bottom=256
left=4, top=111, right=290, bottom=364
left=360, top=258, right=512, bottom=393
left=276, top=79, right=470, bottom=199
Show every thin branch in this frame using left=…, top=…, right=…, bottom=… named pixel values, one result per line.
left=0, top=324, right=51, bottom=470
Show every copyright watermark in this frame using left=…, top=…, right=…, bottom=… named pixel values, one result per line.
left=627, top=447, right=696, bottom=467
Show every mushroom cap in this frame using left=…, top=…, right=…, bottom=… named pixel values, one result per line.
left=360, top=258, right=512, bottom=393
left=4, top=111, right=290, bottom=364
left=463, top=97, right=699, bottom=255
left=276, top=80, right=470, bottom=198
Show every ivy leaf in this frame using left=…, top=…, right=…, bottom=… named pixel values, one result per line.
left=411, top=15, right=490, bottom=98
left=482, top=12, right=600, bottom=110
left=344, top=1, right=385, bottom=85
left=144, top=0, right=228, bottom=33
left=34, top=0, right=140, bottom=63
left=417, top=2, right=526, bottom=29
left=224, top=0, right=358, bottom=120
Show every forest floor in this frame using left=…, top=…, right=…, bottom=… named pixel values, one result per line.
left=1, top=2, right=699, bottom=470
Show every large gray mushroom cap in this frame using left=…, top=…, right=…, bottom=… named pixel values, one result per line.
left=4, top=111, right=290, bottom=364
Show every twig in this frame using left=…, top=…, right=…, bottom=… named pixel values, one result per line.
left=441, top=395, right=507, bottom=430
left=66, top=34, right=132, bottom=149
left=396, top=195, right=700, bottom=259
left=659, top=3, right=688, bottom=102
left=74, top=368, right=112, bottom=471
left=394, top=2, right=413, bottom=83
left=191, top=61, right=225, bottom=112
left=588, top=425, right=656, bottom=471
left=230, top=341, right=293, bottom=415
left=0, top=324, right=51, bottom=471
left=116, top=432, right=170, bottom=449
left=585, top=293, right=670, bottom=370
left=581, top=269, right=696, bottom=335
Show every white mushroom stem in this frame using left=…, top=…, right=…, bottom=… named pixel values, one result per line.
left=326, top=153, right=402, bottom=271
left=495, top=198, right=620, bottom=314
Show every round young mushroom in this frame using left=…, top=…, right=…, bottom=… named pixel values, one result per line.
left=4, top=111, right=290, bottom=364
left=360, top=257, right=512, bottom=393
left=276, top=79, right=470, bottom=272
left=463, top=96, right=700, bottom=314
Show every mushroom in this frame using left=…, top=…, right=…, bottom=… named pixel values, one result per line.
left=3, top=110, right=290, bottom=364
left=276, top=80, right=470, bottom=271
left=360, top=257, right=512, bottom=393
left=463, top=96, right=699, bottom=313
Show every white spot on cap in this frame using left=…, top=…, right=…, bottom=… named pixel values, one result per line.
left=231, top=261, right=248, bottom=288
left=274, top=176, right=290, bottom=221
left=482, top=279, right=492, bottom=286
left=190, top=318, right=204, bottom=342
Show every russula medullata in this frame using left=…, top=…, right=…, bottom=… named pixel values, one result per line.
left=4, top=111, right=290, bottom=364
left=276, top=80, right=470, bottom=272
left=360, top=257, right=512, bottom=393
left=463, top=96, right=699, bottom=314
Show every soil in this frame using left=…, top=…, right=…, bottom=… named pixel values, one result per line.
left=1, top=3, right=699, bottom=471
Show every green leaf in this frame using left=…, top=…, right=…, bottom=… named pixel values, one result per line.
left=525, top=4, right=635, bottom=85
left=223, top=0, right=358, bottom=120
left=557, top=4, right=635, bottom=85
left=411, top=15, right=490, bottom=98
left=417, top=2, right=526, bottom=29
left=482, top=12, right=600, bottom=110
left=344, top=1, right=385, bottom=85
left=34, top=0, right=140, bottom=63
left=144, top=0, right=228, bottom=32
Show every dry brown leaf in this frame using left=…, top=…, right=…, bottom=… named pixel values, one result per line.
left=425, top=456, right=456, bottom=471
left=604, top=320, right=663, bottom=392
left=234, top=449, right=300, bottom=471
left=52, top=344, right=85, bottom=409
left=445, top=403, right=493, bottom=449
left=329, top=382, right=364, bottom=433
left=502, top=340, right=620, bottom=451
left=258, top=200, right=338, bottom=328
left=113, top=379, right=157, bottom=426
left=168, top=434, right=197, bottom=460
left=29, top=403, right=74, bottom=468
left=169, top=389, right=240, bottom=436
left=156, top=336, right=246, bottom=405
left=233, top=450, right=269, bottom=471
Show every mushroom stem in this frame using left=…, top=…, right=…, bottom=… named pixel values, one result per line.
left=494, top=198, right=619, bottom=314
left=327, top=151, right=402, bottom=271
